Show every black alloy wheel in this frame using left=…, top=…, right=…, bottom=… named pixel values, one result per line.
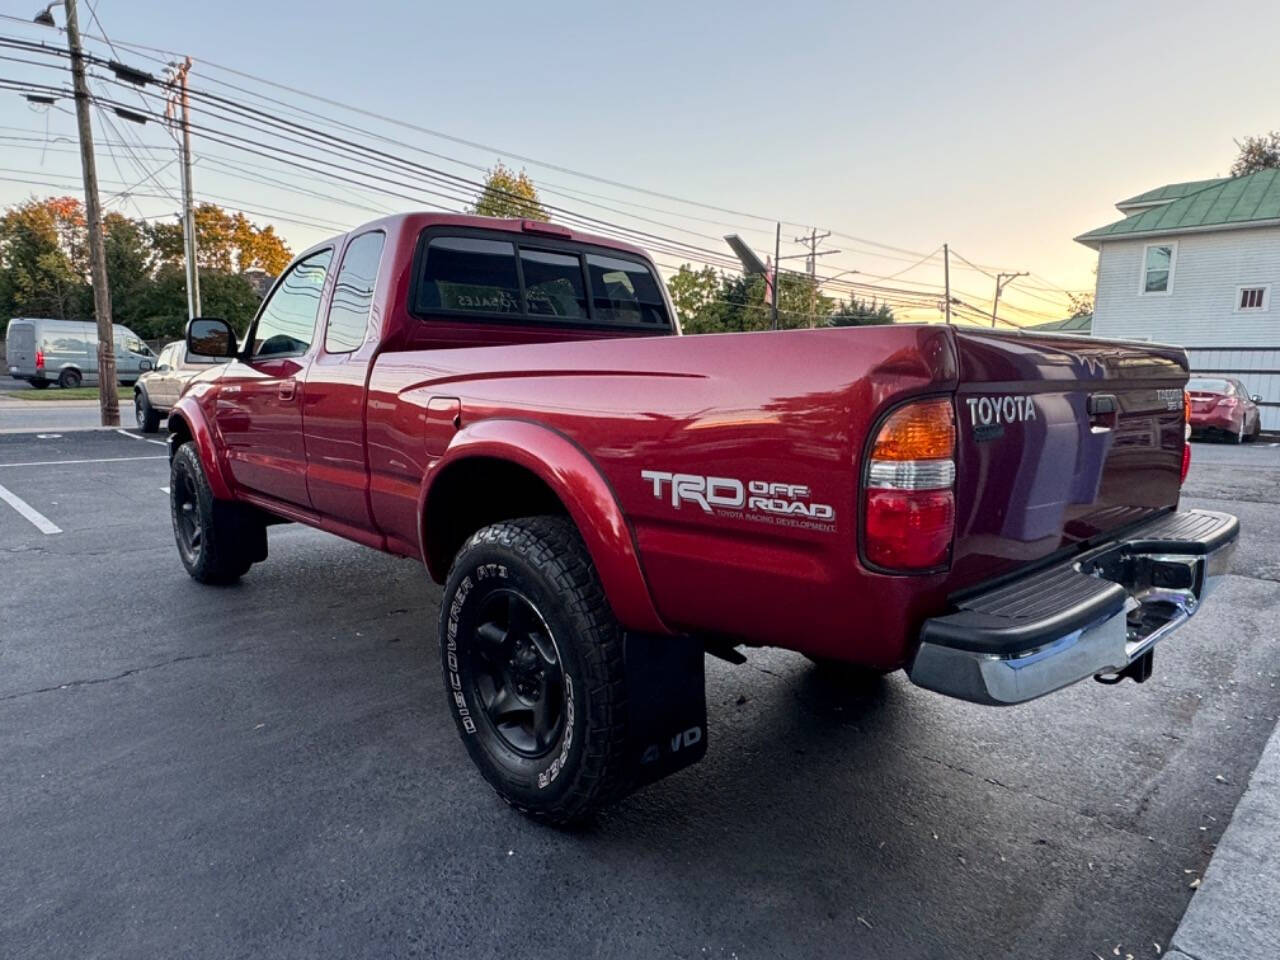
left=173, top=463, right=204, bottom=564
left=470, top=589, right=566, bottom=757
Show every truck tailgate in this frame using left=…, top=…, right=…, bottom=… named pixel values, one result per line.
left=948, top=330, right=1188, bottom=590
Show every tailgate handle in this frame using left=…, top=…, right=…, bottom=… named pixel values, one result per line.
left=1087, top=393, right=1117, bottom=416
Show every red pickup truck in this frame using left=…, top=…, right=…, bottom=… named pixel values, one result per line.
left=170, top=212, right=1238, bottom=823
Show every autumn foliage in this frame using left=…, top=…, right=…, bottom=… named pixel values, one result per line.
left=0, top=196, right=293, bottom=339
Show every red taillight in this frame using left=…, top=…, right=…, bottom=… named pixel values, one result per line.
left=35, top=348, right=44, bottom=369
left=865, top=489, right=955, bottom=569
left=863, top=398, right=956, bottom=571
left=1181, top=389, right=1191, bottom=484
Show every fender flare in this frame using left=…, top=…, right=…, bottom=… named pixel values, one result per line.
left=419, top=419, right=670, bottom=636
left=167, top=392, right=236, bottom=500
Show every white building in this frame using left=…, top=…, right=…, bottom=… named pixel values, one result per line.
left=1075, top=169, right=1280, bottom=429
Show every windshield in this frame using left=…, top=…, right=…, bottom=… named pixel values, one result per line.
left=1188, top=378, right=1233, bottom=394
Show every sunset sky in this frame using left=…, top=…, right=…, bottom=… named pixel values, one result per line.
left=1, top=0, right=1277, bottom=325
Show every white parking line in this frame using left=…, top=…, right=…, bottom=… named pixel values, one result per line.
left=0, top=481, right=62, bottom=534
left=0, top=455, right=167, bottom=468
left=115, top=428, right=168, bottom=447
left=160, top=486, right=170, bottom=494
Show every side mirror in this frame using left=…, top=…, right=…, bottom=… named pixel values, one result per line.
left=139, top=359, right=153, bottom=372
left=187, top=317, right=238, bottom=359
left=1252, top=394, right=1262, bottom=403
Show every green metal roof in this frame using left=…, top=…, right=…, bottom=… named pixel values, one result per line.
left=1116, top=178, right=1230, bottom=209
left=1076, top=169, right=1280, bottom=247
left=1025, top=313, right=1093, bottom=333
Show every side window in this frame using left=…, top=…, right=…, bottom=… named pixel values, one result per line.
left=1140, top=243, right=1175, bottom=294
left=418, top=237, right=520, bottom=314
left=326, top=232, right=385, bottom=353
left=160, top=344, right=178, bottom=368
left=252, top=250, right=333, bottom=359
left=521, top=248, right=588, bottom=319
left=586, top=254, right=668, bottom=326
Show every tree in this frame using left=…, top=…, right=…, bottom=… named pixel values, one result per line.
left=827, top=297, right=895, bottom=326
left=472, top=162, right=550, bottom=221
left=664, top=262, right=838, bottom=333
left=102, top=212, right=155, bottom=329
left=1231, top=131, right=1280, bottom=177
left=1067, top=292, right=1094, bottom=319
left=148, top=203, right=293, bottom=274
left=1, top=196, right=280, bottom=342
left=666, top=264, right=723, bottom=332
left=132, top=263, right=261, bottom=341
left=0, top=196, right=90, bottom=321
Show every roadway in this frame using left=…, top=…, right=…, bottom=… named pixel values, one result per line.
left=1, top=431, right=1277, bottom=959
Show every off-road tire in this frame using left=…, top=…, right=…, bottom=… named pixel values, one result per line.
left=135, top=390, right=162, bottom=433
left=58, top=368, right=81, bottom=389
left=440, top=515, right=629, bottom=825
left=170, top=442, right=266, bottom=584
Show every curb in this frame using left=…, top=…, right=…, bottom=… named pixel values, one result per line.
left=1167, top=717, right=1280, bottom=959
left=0, top=398, right=104, bottom=408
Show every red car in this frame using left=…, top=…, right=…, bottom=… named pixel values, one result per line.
left=1187, top=377, right=1263, bottom=443
left=167, top=213, right=1238, bottom=823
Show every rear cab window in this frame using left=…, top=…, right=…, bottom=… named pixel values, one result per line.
left=412, top=228, right=671, bottom=331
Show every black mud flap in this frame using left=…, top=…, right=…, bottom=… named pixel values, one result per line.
left=623, top=633, right=707, bottom=790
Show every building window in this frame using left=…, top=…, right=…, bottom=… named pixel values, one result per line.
left=1140, top=242, right=1176, bottom=294
left=1235, top=285, right=1270, bottom=312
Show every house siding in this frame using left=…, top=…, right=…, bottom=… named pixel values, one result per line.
left=1093, top=227, right=1280, bottom=345
left=1092, top=226, right=1280, bottom=430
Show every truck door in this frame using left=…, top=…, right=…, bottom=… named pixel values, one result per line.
left=302, top=231, right=385, bottom=529
left=215, top=249, right=333, bottom=509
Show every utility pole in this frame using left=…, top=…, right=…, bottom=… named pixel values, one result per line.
left=990, top=271, right=1028, bottom=328
left=169, top=57, right=201, bottom=319
left=771, top=222, right=780, bottom=330
left=943, top=243, right=952, bottom=325
left=44, top=0, right=118, bottom=424
left=793, top=228, right=839, bottom=327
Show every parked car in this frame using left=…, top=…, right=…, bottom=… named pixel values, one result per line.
left=166, top=212, right=1237, bottom=824
left=132, top=340, right=226, bottom=432
left=1187, top=376, right=1262, bottom=443
left=5, top=317, right=155, bottom=389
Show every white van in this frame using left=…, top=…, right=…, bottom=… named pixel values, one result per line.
left=5, top=317, right=155, bottom=388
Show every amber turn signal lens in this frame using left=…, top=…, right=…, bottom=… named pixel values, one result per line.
left=871, top=397, right=955, bottom=461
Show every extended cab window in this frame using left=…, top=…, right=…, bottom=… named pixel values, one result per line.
left=326, top=231, right=385, bottom=353
left=414, top=230, right=670, bottom=329
left=586, top=254, right=667, bottom=326
left=419, top=237, right=521, bottom=314
left=521, top=248, right=587, bottom=319
left=252, top=250, right=333, bottom=358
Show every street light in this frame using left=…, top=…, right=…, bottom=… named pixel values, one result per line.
left=32, top=1, right=63, bottom=27
left=822, top=269, right=860, bottom=284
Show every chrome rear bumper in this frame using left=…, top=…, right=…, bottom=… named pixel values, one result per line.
left=908, top=509, right=1238, bottom=706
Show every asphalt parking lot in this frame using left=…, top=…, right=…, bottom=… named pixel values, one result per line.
left=2, top=430, right=1278, bottom=960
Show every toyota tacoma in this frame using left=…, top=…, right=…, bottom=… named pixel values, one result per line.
left=167, top=212, right=1238, bottom=823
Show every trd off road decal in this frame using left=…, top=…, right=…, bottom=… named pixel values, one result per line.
left=640, top=470, right=836, bottom=532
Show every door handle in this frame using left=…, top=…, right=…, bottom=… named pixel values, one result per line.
left=278, top=380, right=296, bottom=401
left=1087, top=392, right=1118, bottom=431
